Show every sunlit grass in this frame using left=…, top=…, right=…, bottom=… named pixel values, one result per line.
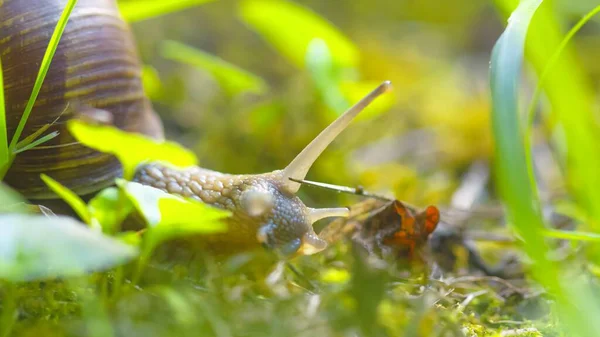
left=0, top=58, right=7, bottom=169
left=0, top=0, right=78, bottom=180
left=118, top=0, right=216, bottom=23
left=238, top=0, right=359, bottom=70
left=496, top=0, right=600, bottom=233
left=490, top=0, right=600, bottom=336
left=161, top=40, right=268, bottom=96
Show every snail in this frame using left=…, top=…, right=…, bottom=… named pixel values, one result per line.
left=0, top=0, right=164, bottom=202
left=0, top=0, right=392, bottom=257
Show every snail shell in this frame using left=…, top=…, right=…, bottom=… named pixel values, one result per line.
left=0, top=0, right=164, bottom=200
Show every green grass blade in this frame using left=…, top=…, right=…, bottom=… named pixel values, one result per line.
left=13, top=131, right=59, bottom=154
left=238, top=0, right=359, bottom=70
left=523, top=4, right=600, bottom=203
left=8, top=0, right=78, bottom=150
left=16, top=124, right=54, bottom=151
left=543, top=229, right=600, bottom=242
left=161, top=40, right=268, bottom=97
left=0, top=57, right=7, bottom=167
left=40, top=174, right=92, bottom=226
left=305, top=39, right=350, bottom=115
left=118, top=0, right=216, bottom=23
left=496, top=0, right=600, bottom=232
left=492, top=1, right=600, bottom=336
left=490, top=0, right=548, bottom=270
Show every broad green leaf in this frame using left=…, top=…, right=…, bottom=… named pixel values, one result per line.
left=116, top=231, right=142, bottom=248
left=118, top=0, right=216, bottom=23
left=88, top=187, right=134, bottom=234
left=161, top=40, right=268, bottom=97
left=67, top=119, right=198, bottom=180
left=0, top=214, right=138, bottom=282
left=0, top=183, right=29, bottom=214
left=9, top=0, right=78, bottom=150
left=238, top=0, right=359, bottom=69
left=40, top=174, right=92, bottom=226
left=116, top=180, right=229, bottom=241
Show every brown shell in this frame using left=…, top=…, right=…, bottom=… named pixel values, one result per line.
left=0, top=0, right=164, bottom=199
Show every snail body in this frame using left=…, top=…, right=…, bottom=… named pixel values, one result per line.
left=133, top=82, right=391, bottom=256
left=1, top=0, right=392, bottom=257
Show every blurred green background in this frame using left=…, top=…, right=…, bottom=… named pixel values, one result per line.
left=127, top=0, right=501, bottom=209
left=124, top=0, right=599, bottom=215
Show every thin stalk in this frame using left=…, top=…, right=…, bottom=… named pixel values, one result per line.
left=524, top=5, right=600, bottom=194
left=0, top=57, right=8, bottom=168
left=0, top=282, right=16, bottom=337
left=8, top=0, right=78, bottom=150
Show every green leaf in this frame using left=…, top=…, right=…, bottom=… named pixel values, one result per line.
left=305, top=39, right=349, bottom=115
left=520, top=3, right=600, bottom=231
left=0, top=214, right=138, bottom=282
left=305, top=39, right=393, bottom=120
left=88, top=187, right=134, bottom=235
left=543, top=229, right=600, bottom=242
left=491, top=1, right=600, bottom=336
left=118, top=0, right=216, bottom=23
left=116, top=180, right=229, bottom=239
left=161, top=40, right=268, bottom=97
left=490, top=0, right=547, bottom=271
left=67, top=119, right=198, bottom=180
left=141, top=64, right=163, bottom=101
left=0, top=183, right=29, bottom=214
left=40, top=174, right=92, bottom=226
left=9, top=0, right=78, bottom=150
left=115, top=231, right=142, bottom=248
left=153, top=286, right=196, bottom=325
left=238, top=0, right=359, bottom=69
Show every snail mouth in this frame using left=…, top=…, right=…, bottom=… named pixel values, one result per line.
left=297, top=231, right=328, bottom=255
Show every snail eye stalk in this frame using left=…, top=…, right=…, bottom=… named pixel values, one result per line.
left=280, top=81, right=392, bottom=194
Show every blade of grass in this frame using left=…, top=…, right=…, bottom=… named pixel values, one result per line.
left=491, top=0, right=549, bottom=279
left=0, top=57, right=7, bottom=167
left=13, top=131, right=59, bottom=154
left=8, top=0, right=78, bottom=151
left=491, top=1, right=600, bottom=336
left=40, top=174, right=92, bottom=226
left=238, top=0, right=359, bottom=69
left=161, top=40, right=268, bottom=96
left=543, top=228, right=600, bottom=242
left=16, top=105, right=65, bottom=151
left=496, top=0, right=600, bottom=232
left=523, top=4, right=600, bottom=209
left=118, top=0, right=216, bottom=23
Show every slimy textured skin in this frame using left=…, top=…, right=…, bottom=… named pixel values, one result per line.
left=133, top=165, right=323, bottom=255
left=132, top=82, right=392, bottom=257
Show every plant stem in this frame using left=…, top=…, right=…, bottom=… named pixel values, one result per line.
left=0, top=282, right=17, bottom=337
